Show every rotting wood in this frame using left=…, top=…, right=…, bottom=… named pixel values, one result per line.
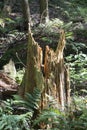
left=24, top=28, right=44, bottom=94
left=19, top=29, right=71, bottom=111
left=41, top=30, right=71, bottom=110
left=0, top=71, right=18, bottom=98
left=65, top=65, right=71, bottom=106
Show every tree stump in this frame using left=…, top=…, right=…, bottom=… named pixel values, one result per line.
left=19, top=29, right=71, bottom=110
left=41, top=30, right=70, bottom=110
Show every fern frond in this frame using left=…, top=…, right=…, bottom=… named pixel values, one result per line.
left=33, top=110, right=59, bottom=126
left=13, top=88, right=41, bottom=110
left=0, top=112, right=31, bottom=130
left=24, top=88, right=41, bottom=111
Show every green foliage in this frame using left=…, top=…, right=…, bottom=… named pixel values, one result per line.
left=5, top=18, right=16, bottom=24
left=41, top=37, right=53, bottom=44
left=0, top=99, right=13, bottom=115
left=39, top=18, right=63, bottom=35
left=0, top=16, right=24, bottom=35
left=14, top=88, right=41, bottom=110
left=16, top=68, right=25, bottom=84
left=33, top=96, right=87, bottom=129
left=0, top=88, right=41, bottom=129
left=74, top=29, right=87, bottom=42
left=77, top=7, right=87, bottom=18
left=51, top=0, right=87, bottom=22
left=65, top=41, right=87, bottom=57
left=0, top=113, right=31, bottom=130
left=13, top=88, right=41, bottom=112
left=0, top=99, right=31, bottom=130
left=33, top=109, right=63, bottom=128
left=71, top=0, right=87, bottom=6
left=24, top=88, right=41, bottom=111
left=65, top=52, right=87, bottom=93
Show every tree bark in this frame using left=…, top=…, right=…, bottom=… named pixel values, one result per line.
left=21, top=0, right=31, bottom=29
left=41, top=30, right=68, bottom=110
left=19, top=29, right=71, bottom=110
left=25, top=29, right=44, bottom=94
left=19, top=0, right=70, bottom=110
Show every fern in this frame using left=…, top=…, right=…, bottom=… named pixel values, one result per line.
left=0, top=99, right=13, bottom=115
left=0, top=113, right=31, bottom=130
left=0, top=88, right=41, bottom=130
left=13, top=88, right=41, bottom=112
left=33, top=109, right=62, bottom=129
left=24, top=88, right=41, bottom=110
left=0, top=100, right=32, bottom=130
left=33, top=103, right=87, bottom=130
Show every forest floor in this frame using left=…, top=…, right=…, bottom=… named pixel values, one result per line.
left=0, top=0, right=87, bottom=55
left=0, top=0, right=87, bottom=96
left=0, top=1, right=87, bottom=129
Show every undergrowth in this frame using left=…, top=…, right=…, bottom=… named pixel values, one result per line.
left=0, top=89, right=87, bottom=129
left=0, top=88, right=41, bottom=130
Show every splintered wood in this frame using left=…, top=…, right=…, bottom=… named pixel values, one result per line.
left=41, top=30, right=70, bottom=110
left=24, top=28, right=44, bottom=94
left=21, top=28, right=70, bottom=110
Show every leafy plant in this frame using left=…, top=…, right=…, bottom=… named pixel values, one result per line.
left=65, top=52, right=87, bottom=88
left=38, top=18, right=63, bottom=35
left=33, top=96, right=87, bottom=129
left=0, top=113, right=31, bottom=130
left=33, top=109, right=62, bottom=129
left=16, top=68, right=25, bottom=84
left=0, top=88, right=41, bottom=130
left=13, top=88, right=41, bottom=112
left=24, top=88, right=41, bottom=110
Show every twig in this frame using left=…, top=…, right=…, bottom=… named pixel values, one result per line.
left=16, top=52, right=26, bottom=67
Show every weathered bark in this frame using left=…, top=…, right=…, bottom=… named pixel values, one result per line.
left=19, top=30, right=44, bottom=96
left=65, top=65, right=71, bottom=106
left=39, top=0, right=49, bottom=23
left=21, top=0, right=31, bottom=29
left=18, top=73, right=26, bottom=97
left=25, top=29, right=44, bottom=94
left=41, top=30, right=70, bottom=110
left=19, top=29, right=71, bottom=110
left=19, top=0, right=70, bottom=110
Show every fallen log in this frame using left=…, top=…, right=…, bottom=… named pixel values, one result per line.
left=0, top=71, right=18, bottom=99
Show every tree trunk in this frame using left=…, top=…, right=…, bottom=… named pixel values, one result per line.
left=21, top=0, right=31, bottom=29
left=41, top=30, right=70, bottom=110
left=25, top=28, right=44, bottom=94
left=19, top=0, right=70, bottom=110
left=19, top=29, right=70, bottom=110
left=39, top=0, right=49, bottom=23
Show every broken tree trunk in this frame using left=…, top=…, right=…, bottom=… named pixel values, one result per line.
left=19, top=29, right=70, bottom=110
left=41, top=30, right=70, bottom=110
left=25, top=28, right=44, bottom=94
